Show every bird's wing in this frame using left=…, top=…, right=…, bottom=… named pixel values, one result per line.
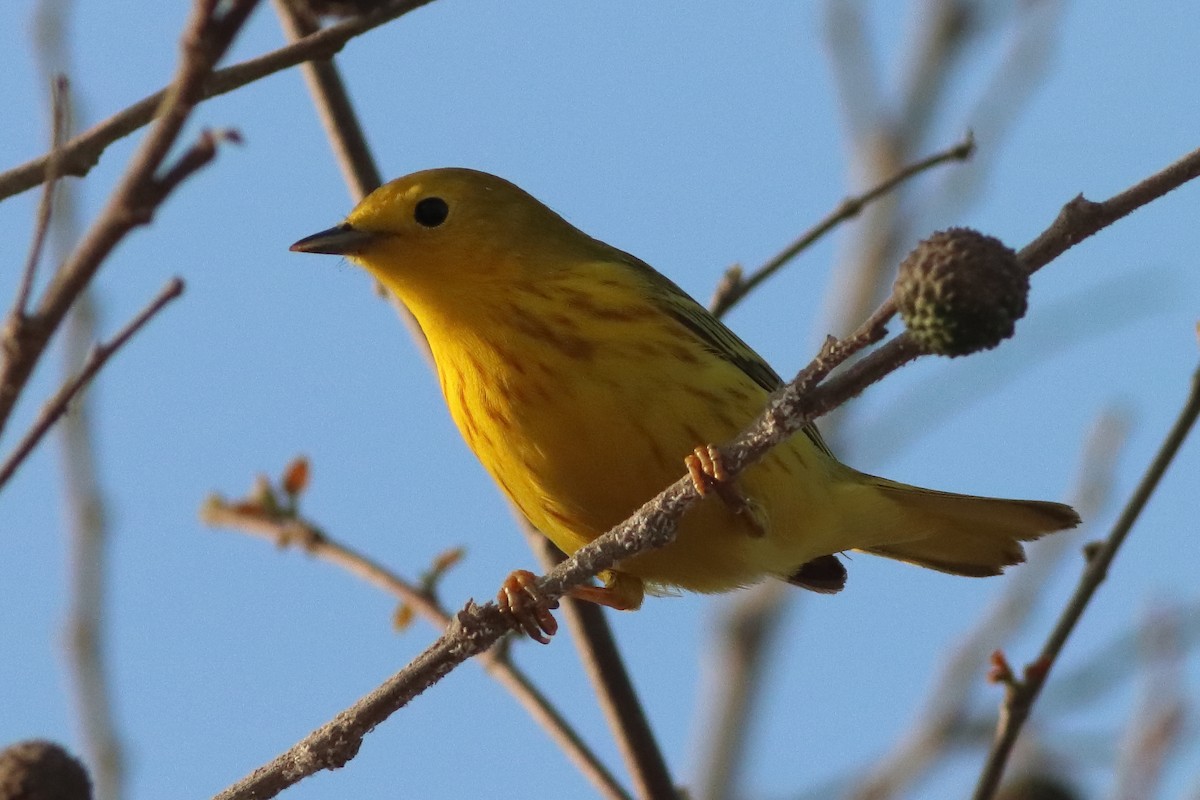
left=619, top=252, right=835, bottom=458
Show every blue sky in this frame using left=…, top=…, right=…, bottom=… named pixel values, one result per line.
left=2, top=2, right=1198, bottom=799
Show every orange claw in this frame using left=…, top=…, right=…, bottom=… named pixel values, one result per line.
left=685, top=444, right=727, bottom=494
left=497, top=569, right=559, bottom=644
left=684, top=444, right=766, bottom=537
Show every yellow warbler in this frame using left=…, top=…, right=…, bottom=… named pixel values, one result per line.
left=292, top=168, right=1079, bottom=640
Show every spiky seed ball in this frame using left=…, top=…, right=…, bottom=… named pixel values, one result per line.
left=0, top=740, right=92, bottom=800
left=894, top=227, right=1027, bottom=357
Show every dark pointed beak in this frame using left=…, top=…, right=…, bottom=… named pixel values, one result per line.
left=290, top=223, right=380, bottom=255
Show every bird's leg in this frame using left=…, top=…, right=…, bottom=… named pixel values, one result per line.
left=685, top=444, right=767, bottom=537
left=572, top=571, right=645, bottom=611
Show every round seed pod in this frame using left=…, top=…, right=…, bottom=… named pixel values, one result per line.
left=894, top=227, right=1028, bottom=357
left=0, top=740, right=91, bottom=800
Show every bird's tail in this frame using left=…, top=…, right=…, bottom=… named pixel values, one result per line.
left=839, top=473, right=1081, bottom=576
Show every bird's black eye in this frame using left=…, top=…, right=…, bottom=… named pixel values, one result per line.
left=414, top=197, right=449, bottom=227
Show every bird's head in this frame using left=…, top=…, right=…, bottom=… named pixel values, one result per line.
left=291, top=168, right=606, bottom=312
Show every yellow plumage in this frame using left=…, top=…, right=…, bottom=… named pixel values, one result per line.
left=291, top=168, right=1080, bottom=614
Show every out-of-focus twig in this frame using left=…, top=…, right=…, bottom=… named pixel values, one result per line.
left=973, top=358, right=1200, bottom=800
left=697, top=3, right=1063, bottom=790
left=527, top=532, right=676, bottom=800
left=0, top=0, right=436, bottom=202
left=0, top=278, right=183, bottom=491
left=202, top=485, right=632, bottom=800
left=270, top=0, right=430, bottom=360
left=0, top=284, right=184, bottom=494
left=820, top=0, right=1063, bottom=349
left=708, top=132, right=975, bottom=318
left=693, top=135, right=975, bottom=796
left=14, top=75, right=70, bottom=320
left=691, top=580, right=789, bottom=800
left=0, top=0, right=256, bottom=443
left=30, top=2, right=124, bottom=793
left=846, top=411, right=1127, bottom=800
left=1110, top=607, right=1185, bottom=800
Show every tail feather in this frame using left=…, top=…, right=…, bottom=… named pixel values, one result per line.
left=846, top=476, right=1081, bottom=577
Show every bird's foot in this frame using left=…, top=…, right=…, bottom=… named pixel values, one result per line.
left=685, top=444, right=766, bottom=537
left=497, top=569, right=559, bottom=644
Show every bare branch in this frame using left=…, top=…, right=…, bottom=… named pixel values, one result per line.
left=709, top=132, right=975, bottom=318
left=972, top=357, right=1200, bottom=800
left=846, top=411, right=1127, bottom=800
left=0, top=0, right=257, bottom=443
left=0, top=278, right=184, bottom=492
left=14, top=76, right=70, bottom=320
left=269, top=0, right=432, bottom=362
left=201, top=491, right=631, bottom=800
left=527, top=533, right=675, bottom=800
left=1018, top=145, right=1200, bottom=274
left=0, top=0, right=436, bottom=203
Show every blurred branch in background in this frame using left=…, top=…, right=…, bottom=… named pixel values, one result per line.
left=973, top=356, right=1200, bottom=799
left=201, top=460, right=633, bottom=800
left=30, top=4, right=126, bottom=786
left=693, top=4, right=1066, bottom=796
left=526, top=531, right=677, bottom=800
left=269, top=0, right=430, bottom=358
left=822, top=0, right=1065, bottom=344
left=846, top=411, right=1127, bottom=800
left=0, top=0, right=436, bottom=203
left=1110, top=606, right=1186, bottom=800
left=0, top=0, right=257, bottom=445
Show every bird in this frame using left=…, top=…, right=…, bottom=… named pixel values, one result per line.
left=291, top=167, right=1080, bottom=642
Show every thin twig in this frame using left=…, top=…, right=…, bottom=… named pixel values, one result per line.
left=1018, top=145, right=1200, bottom=274
left=972, top=358, right=1200, bottom=800
left=1111, top=608, right=1185, bottom=800
left=213, top=147, right=1200, bottom=800
left=14, top=76, right=70, bottom=320
left=691, top=580, right=788, bottom=800
left=709, top=132, right=975, bottom=318
left=846, top=411, right=1127, bottom=800
left=0, top=0, right=436, bottom=203
left=269, top=0, right=431, bottom=361
left=201, top=499, right=631, bottom=800
left=0, top=279, right=184, bottom=491
left=0, top=0, right=256, bottom=442
left=528, top=533, right=676, bottom=800
left=270, top=0, right=381, bottom=198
